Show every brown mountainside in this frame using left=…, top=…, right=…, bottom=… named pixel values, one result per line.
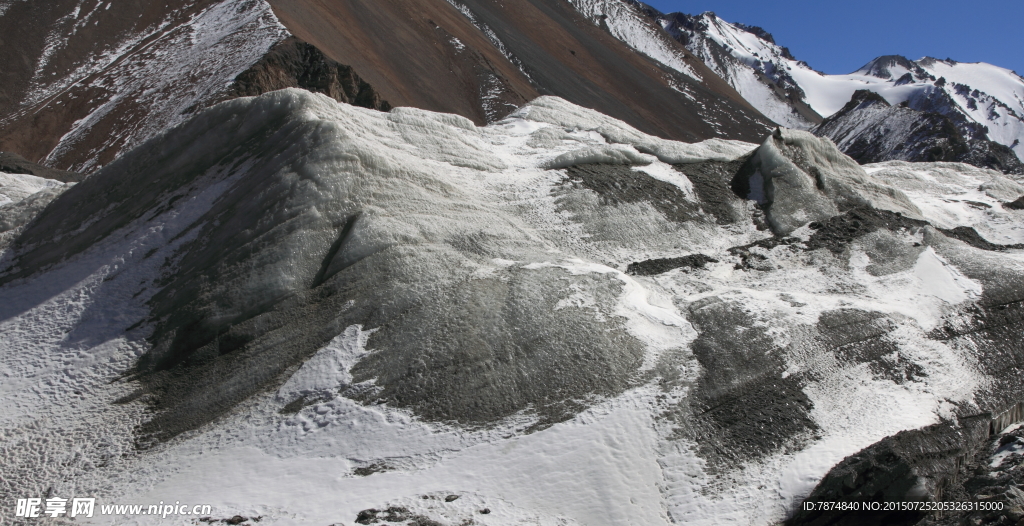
left=0, top=0, right=772, bottom=172
left=270, top=0, right=773, bottom=141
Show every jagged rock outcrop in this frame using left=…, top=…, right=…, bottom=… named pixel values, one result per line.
left=221, top=37, right=391, bottom=111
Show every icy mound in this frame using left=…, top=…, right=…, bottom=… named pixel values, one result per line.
left=735, top=128, right=921, bottom=234
left=2, top=90, right=718, bottom=442
left=2, top=90, right=1024, bottom=526
left=517, top=96, right=757, bottom=164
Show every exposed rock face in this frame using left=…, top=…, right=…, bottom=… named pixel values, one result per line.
left=1005, top=196, right=1024, bottom=210
left=814, top=90, right=1024, bottom=175
left=789, top=411, right=1024, bottom=526
left=920, top=425, right=1024, bottom=526
left=857, top=55, right=935, bottom=83
left=222, top=37, right=391, bottom=111
left=626, top=254, right=718, bottom=276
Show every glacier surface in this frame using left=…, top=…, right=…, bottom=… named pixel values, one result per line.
left=1, top=90, right=1023, bottom=525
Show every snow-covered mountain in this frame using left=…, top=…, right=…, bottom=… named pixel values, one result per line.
left=655, top=10, right=823, bottom=130
left=2, top=89, right=1024, bottom=526
left=797, top=55, right=1024, bottom=165
left=3, top=2, right=1024, bottom=525
left=563, top=1, right=817, bottom=130
left=813, top=90, right=1024, bottom=175
left=581, top=4, right=1024, bottom=166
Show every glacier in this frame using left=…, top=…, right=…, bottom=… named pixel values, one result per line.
left=1, top=89, right=1023, bottom=525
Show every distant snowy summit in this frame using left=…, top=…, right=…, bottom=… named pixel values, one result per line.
left=570, top=1, right=1024, bottom=170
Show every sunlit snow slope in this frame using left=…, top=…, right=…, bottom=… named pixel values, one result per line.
left=2, top=90, right=1024, bottom=525
left=656, top=10, right=823, bottom=130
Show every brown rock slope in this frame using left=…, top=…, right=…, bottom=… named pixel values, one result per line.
left=269, top=0, right=774, bottom=141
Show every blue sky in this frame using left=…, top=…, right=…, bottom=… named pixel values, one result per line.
left=642, top=1, right=1024, bottom=76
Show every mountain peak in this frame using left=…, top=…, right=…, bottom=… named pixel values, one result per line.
left=855, top=55, right=922, bottom=79
left=848, top=89, right=891, bottom=107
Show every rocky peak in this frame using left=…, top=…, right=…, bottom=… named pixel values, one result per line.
left=855, top=54, right=933, bottom=81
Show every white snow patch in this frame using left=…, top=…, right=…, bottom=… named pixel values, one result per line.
left=632, top=162, right=695, bottom=197
left=276, top=325, right=378, bottom=404
left=0, top=171, right=66, bottom=206
left=846, top=247, right=981, bottom=330
left=868, top=161, right=1024, bottom=245
left=543, top=145, right=655, bottom=169
left=522, top=259, right=693, bottom=370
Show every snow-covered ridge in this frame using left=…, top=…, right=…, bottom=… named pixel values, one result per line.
left=608, top=7, right=1024, bottom=162
left=0, top=171, right=69, bottom=249
left=812, top=90, right=1024, bottom=175
left=2, top=90, right=1022, bottom=525
left=801, top=57, right=1024, bottom=164
left=565, top=0, right=700, bottom=81
left=653, top=11, right=820, bottom=130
